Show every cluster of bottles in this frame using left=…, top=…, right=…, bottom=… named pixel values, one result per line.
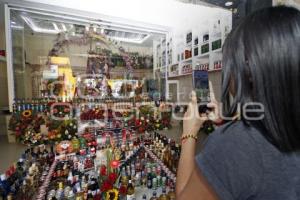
left=0, top=146, right=55, bottom=200
left=12, top=98, right=50, bottom=113
left=145, top=132, right=181, bottom=174
left=46, top=159, right=101, bottom=200
left=118, top=147, right=176, bottom=200
left=62, top=128, right=137, bottom=157
left=72, top=98, right=158, bottom=105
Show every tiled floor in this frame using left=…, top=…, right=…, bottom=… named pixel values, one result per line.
left=0, top=135, right=27, bottom=173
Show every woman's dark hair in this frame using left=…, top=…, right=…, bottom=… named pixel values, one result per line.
left=222, top=6, right=300, bottom=152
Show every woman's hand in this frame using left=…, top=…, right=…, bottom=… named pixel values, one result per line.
left=207, top=100, right=220, bottom=121
left=207, top=82, right=222, bottom=123
left=182, top=91, right=207, bottom=136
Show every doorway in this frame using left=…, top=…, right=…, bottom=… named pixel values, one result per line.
left=168, top=80, right=179, bottom=103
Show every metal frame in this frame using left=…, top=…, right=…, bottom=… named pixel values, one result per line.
left=4, top=4, right=14, bottom=112
left=165, top=33, right=170, bottom=101
left=4, top=2, right=170, bottom=111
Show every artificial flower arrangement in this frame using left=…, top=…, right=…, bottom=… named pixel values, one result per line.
left=96, top=149, right=122, bottom=200
left=8, top=109, right=46, bottom=145
left=9, top=99, right=172, bottom=146
left=9, top=102, right=77, bottom=145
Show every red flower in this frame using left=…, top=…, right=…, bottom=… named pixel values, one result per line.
left=119, top=185, right=127, bottom=195
left=108, top=172, right=118, bottom=184
left=100, top=165, right=107, bottom=176
left=138, top=126, right=145, bottom=133
left=135, top=119, right=141, bottom=127
left=100, top=180, right=113, bottom=192
left=15, top=131, right=22, bottom=137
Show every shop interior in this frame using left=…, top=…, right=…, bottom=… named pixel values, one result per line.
left=0, top=0, right=298, bottom=199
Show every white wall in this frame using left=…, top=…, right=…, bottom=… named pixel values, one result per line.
left=24, top=0, right=226, bottom=31
left=273, top=0, right=300, bottom=9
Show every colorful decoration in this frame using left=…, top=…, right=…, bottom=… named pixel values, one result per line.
left=55, top=140, right=74, bottom=154
left=105, top=188, right=119, bottom=200
left=9, top=110, right=46, bottom=145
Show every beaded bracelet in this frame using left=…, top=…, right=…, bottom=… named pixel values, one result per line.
left=181, top=134, right=198, bottom=143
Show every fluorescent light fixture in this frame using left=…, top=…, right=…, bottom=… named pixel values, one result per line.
left=225, top=1, right=233, bottom=7
left=62, top=24, right=67, bottom=32
left=107, top=34, right=150, bottom=44
left=20, top=14, right=151, bottom=43
left=104, top=29, right=151, bottom=44
left=21, top=15, right=60, bottom=34
left=11, top=25, right=24, bottom=30
left=52, top=22, right=59, bottom=31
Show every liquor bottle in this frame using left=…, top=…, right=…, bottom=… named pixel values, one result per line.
left=6, top=193, right=13, bottom=200
left=67, top=172, right=73, bottom=185
left=150, top=191, right=158, bottom=200
left=141, top=171, right=147, bottom=187
left=21, top=99, right=26, bottom=111
left=16, top=99, right=22, bottom=112
left=55, top=182, right=64, bottom=199
left=87, top=190, right=93, bottom=200
left=159, top=188, right=170, bottom=200
left=12, top=99, right=17, bottom=113
left=152, top=177, right=157, bottom=190
left=0, top=174, right=10, bottom=198
left=134, top=172, right=141, bottom=187
left=156, top=175, right=162, bottom=187
left=167, top=186, right=176, bottom=200
left=67, top=189, right=75, bottom=200
left=161, top=176, right=167, bottom=188
left=126, top=179, right=135, bottom=200
left=147, top=173, right=152, bottom=189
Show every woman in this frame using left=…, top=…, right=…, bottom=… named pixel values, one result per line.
left=176, top=6, right=300, bottom=200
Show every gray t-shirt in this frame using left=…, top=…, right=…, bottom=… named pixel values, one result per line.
left=195, top=121, right=300, bottom=200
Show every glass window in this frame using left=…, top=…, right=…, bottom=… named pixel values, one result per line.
left=9, top=9, right=166, bottom=103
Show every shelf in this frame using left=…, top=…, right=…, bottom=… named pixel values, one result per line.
left=168, top=71, right=192, bottom=78
left=212, top=48, right=222, bottom=53
left=168, top=73, right=179, bottom=78
left=0, top=56, right=6, bottom=62
left=182, top=58, right=192, bottom=63
left=194, top=53, right=209, bottom=58
left=199, top=40, right=209, bottom=46
left=208, top=68, right=222, bottom=72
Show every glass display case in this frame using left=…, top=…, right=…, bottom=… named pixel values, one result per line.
left=7, top=8, right=167, bottom=107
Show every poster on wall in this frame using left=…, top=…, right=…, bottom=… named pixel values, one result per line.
left=193, top=70, right=210, bottom=102
left=42, top=65, right=58, bottom=79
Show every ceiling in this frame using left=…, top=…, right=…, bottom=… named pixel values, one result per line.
left=10, top=8, right=164, bottom=47
left=195, top=0, right=242, bottom=9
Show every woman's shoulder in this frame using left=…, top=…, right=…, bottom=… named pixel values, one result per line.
left=196, top=121, right=266, bottom=199
left=204, top=120, right=263, bottom=150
